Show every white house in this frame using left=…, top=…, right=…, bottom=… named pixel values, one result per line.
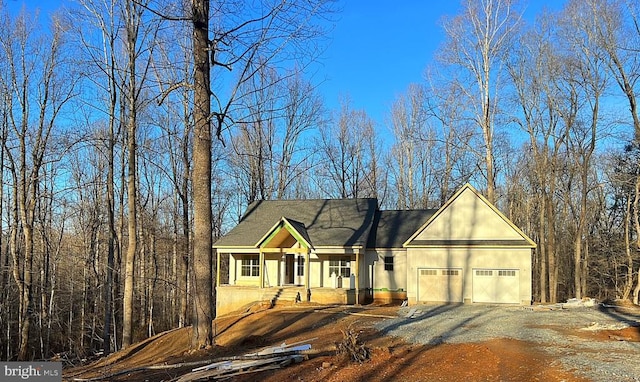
left=213, top=184, right=536, bottom=315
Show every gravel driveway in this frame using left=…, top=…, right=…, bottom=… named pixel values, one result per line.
left=374, top=304, right=640, bottom=381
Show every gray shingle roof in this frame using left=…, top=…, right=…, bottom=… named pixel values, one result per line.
left=214, top=198, right=378, bottom=248
left=367, top=209, right=437, bottom=249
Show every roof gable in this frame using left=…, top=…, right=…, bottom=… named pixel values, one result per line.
left=256, top=217, right=312, bottom=249
left=404, top=184, right=536, bottom=247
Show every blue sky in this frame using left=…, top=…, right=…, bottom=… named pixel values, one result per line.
left=320, top=1, right=462, bottom=125
left=6, top=0, right=566, bottom=130
left=320, top=1, right=567, bottom=129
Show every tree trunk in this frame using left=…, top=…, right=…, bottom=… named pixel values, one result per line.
left=180, top=190, right=190, bottom=328
left=117, top=98, right=127, bottom=350
left=180, top=88, right=191, bottom=328
left=17, top=224, right=33, bottom=361
left=0, top=110, right=6, bottom=359
left=122, top=0, right=142, bottom=348
left=482, top=92, right=496, bottom=204
left=547, top=190, right=558, bottom=303
left=191, top=0, right=214, bottom=349
left=121, top=93, right=138, bottom=348
left=148, top=228, right=158, bottom=337
left=16, top=134, right=35, bottom=361
left=574, top=234, right=583, bottom=299
left=39, top=233, right=49, bottom=359
left=622, top=192, right=633, bottom=300
left=539, top=194, right=547, bottom=303
left=103, top=14, right=118, bottom=355
left=633, top=175, right=640, bottom=305
left=581, top=239, right=588, bottom=297
left=81, top=258, right=88, bottom=352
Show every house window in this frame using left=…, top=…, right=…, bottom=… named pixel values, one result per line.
left=241, top=256, right=259, bottom=277
left=476, top=270, right=493, bottom=276
left=499, top=270, right=516, bottom=277
left=442, top=269, right=459, bottom=276
left=384, top=256, right=394, bottom=271
left=297, top=256, right=305, bottom=276
left=421, top=269, right=437, bottom=276
left=329, top=256, right=351, bottom=278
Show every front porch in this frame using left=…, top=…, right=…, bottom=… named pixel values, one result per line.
left=220, top=252, right=358, bottom=287
left=215, top=285, right=362, bottom=316
left=214, top=216, right=370, bottom=316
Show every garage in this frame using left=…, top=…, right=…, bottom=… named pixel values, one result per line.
left=395, top=184, right=535, bottom=305
left=418, top=268, right=463, bottom=302
left=472, top=269, right=519, bottom=303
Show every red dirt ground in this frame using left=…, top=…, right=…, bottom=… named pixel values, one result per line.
left=63, top=303, right=639, bottom=382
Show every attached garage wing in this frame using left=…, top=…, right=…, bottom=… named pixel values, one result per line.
left=472, top=269, right=519, bottom=303
left=418, top=268, right=463, bottom=303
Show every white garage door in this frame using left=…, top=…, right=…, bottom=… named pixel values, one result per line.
left=418, top=268, right=463, bottom=302
left=472, top=269, right=519, bottom=303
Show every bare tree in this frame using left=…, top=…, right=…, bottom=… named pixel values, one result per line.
left=121, top=0, right=141, bottom=349
left=188, top=0, right=334, bottom=348
left=231, top=64, right=278, bottom=204
left=604, top=146, right=639, bottom=300
left=190, top=0, right=213, bottom=349
left=0, top=108, right=5, bottom=359
left=507, top=11, right=568, bottom=303
left=439, top=0, right=523, bottom=203
left=67, top=143, right=106, bottom=356
left=0, top=29, right=7, bottom=359
left=586, top=0, right=640, bottom=304
left=74, top=0, right=160, bottom=349
left=425, top=79, right=478, bottom=204
left=634, top=175, right=640, bottom=304
left=0, top=8, right=75, bottom=360
left=389, top=84, right=448, bottom=208
left=388, top=84, right=429, bottom=209
left=230, top=65, right=323, bottom=203
left=316, top=98, right=377, bottom=199
left=387, top=79, right=476, bottom=210
left=559, top=0, right=609, bottom=299
left=276, top=72, right=324, bottom=199
left=72, top=0, right=123, bottom=354
left=152, top=24, right=193, bottom=328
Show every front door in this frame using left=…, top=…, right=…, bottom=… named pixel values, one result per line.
left=284, top=253, right=305, bottom=285
left=285, top=254, right=295, bottom=284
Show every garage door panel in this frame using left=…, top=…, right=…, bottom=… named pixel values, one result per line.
left=472, top=269, right=519, bottom=303
left=418, top=268, right=462, bottom=302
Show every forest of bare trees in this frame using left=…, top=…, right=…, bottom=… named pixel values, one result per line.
left=1, top=0, right=640, bottom=362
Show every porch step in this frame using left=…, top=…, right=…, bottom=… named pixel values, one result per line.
left=263, top=288, right=304, bottom=307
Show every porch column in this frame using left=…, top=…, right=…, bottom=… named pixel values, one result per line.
left=216, top=250, right=221, bottom=287
left=355, top=248, right=360, bottom=305
left=279, top=248, right=283, bottom=287
left=259, top=249, right=265, bottom=288
left=305, top=248, right=310, bottom=301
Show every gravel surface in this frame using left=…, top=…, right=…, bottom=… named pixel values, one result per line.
left=375, top=304, right=640, bottom=382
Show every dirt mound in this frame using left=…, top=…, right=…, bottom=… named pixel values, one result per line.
left=259, top=339, right=586, bottom=382
left=62, top=327, right=195, bottom=381
left=64, top=304, right=601, bottom=382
